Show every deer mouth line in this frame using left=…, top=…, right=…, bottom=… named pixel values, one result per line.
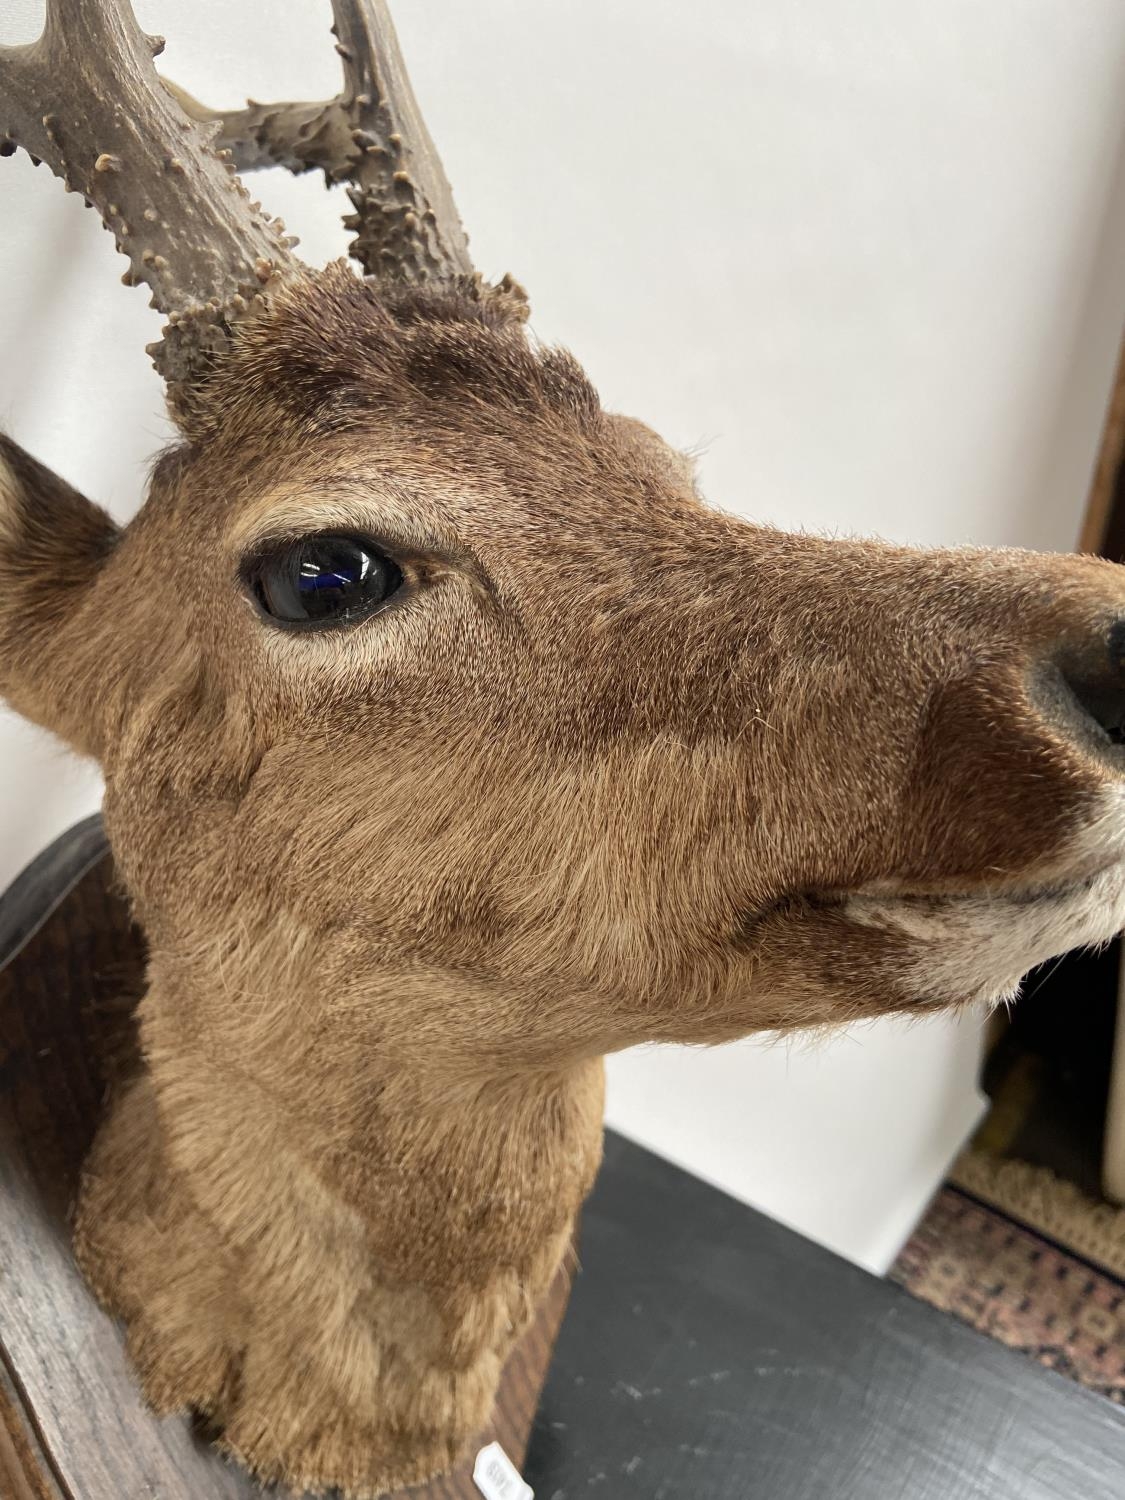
left=745, top=867, right=1119, bottom=927
left=846, top=868, right=1116, bottom=911
left=839, top=860, right=1125, bottom=1007
left=771, top=870, right=1102, bottom=924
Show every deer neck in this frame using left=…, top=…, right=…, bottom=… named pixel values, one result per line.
left=132, top=976, right=603, bottom=1383
left=76, top=974, right=605, bottom=1488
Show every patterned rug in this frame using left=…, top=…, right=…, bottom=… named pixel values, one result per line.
left=890, top=1153, right=1125, bottom=1405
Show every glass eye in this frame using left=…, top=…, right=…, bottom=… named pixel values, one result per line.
left=245, top=534, right=403, bottom=629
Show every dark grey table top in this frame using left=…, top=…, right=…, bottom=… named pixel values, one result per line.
left=525, top=1131, right=1125, bottom=1500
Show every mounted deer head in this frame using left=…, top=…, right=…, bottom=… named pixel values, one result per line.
left=3, top=1, right=1125, bottom=1494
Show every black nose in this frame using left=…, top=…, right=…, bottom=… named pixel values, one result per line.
left=1059, top=621, right=1125, bottom=746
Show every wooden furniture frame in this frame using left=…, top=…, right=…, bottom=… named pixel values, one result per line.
left=1084, top=328, right=1125, bottom=1203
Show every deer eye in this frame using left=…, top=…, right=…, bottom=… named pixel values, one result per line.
left=244, top=534, right=403, bottom=629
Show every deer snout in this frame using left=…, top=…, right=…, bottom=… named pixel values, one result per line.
left=1055, top=619, right=1125, bottom=750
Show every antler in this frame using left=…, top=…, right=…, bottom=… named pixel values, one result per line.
left=0, top=0, right=301, bottom=394
left=164, top=0, right=474, bottom=285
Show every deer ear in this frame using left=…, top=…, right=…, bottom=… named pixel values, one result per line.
left=0, top=435, right=120, bottom=759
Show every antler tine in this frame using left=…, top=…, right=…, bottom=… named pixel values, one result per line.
left=331, top=0, right=473, bottom=282
left=164, top=0, right=474, bottom=286
left=0, top=0, right=302, bottom=399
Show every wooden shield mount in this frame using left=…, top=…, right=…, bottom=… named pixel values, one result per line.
left=0, top=819, right=571, bottom=1499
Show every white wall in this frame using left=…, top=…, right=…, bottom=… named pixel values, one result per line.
left=4, top=0, right=1125, bottom=1271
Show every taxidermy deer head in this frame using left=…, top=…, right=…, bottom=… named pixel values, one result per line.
left=4, top=1, right=1125, bottom=1494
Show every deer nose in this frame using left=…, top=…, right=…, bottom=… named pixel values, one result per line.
left=1058, top=620, right=1125, bottom=747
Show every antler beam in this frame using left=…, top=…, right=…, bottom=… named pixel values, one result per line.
left=0, top=0, right=301, bottom=394
left=164, top=0, right=473, bottom=284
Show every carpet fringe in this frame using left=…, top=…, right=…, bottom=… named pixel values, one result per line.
left=950, top=1149, right=1125, bottom=1282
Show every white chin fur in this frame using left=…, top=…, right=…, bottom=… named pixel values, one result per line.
left=843, top=783, right=1125, bottom=1007
left=845, top=861, right=1125, bottom=1010
left=852, top=858, right=1125, bottom=1008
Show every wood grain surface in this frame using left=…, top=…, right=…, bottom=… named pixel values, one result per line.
left=0, top=820, right=566, bottom=1499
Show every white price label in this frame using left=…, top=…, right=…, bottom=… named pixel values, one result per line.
left=473, top=1440, right=534, bottom=1500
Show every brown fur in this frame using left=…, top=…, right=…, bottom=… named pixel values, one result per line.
left=2, top=263, right=1125, bottom=1494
